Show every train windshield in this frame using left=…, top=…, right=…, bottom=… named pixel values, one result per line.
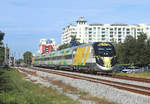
left=94, top=43, right=116, bottom=57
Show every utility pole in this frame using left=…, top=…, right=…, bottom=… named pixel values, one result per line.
left=14, top=52, right=16, bottom=66
left=4, top=44, right=7, bottom=66
left=4, top=44, right=9, bottom=66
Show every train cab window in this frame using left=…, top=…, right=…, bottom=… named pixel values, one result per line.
left=98, top=47, right=105, bottom=51
left=97, top=46, right=115, bottom=57
left=94, top=43, right=116, bottom=57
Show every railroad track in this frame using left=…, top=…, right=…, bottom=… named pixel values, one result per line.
left=101, top=75, right=150, bottom=83
left=30, top=67, right=150, bottom=83
left=19, top=67, right=150, bottom=96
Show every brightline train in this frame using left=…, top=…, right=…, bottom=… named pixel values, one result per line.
left=32, top=42, right=117, bottom=73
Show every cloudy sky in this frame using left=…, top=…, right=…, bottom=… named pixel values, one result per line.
left=0, top=0, right=150, bottom=58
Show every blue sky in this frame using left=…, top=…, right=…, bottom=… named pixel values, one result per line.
left=1, top=0, right=150, bottom=58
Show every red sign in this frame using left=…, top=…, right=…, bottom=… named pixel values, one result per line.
left=42, top=45, right=53, bottom=54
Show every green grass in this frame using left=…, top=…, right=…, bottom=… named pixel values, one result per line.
left=0, top=67, right=80, bottom=104
left=116, top=71, right=150, bottom=79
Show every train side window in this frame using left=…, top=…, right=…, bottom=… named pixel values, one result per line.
left=44, top=57, right=49, bottom=61
left=43, top=58, right=46, bottom=61
left=56, top=56, right=60, bottom=60
left=52, top=56, right=56, bottom=60
left=64, top=54, right=72, bottom=59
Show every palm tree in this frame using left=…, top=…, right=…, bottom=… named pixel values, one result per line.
left=0, top=31, right=5, bottom=45
left=70, top=35, right=80, bottom=47
left=70, top=35, right=79, bottom=42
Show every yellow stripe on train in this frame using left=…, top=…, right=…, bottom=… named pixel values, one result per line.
left=73, top=46, right=91, bottom=66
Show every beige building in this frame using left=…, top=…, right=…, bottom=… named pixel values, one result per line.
left=62, top=17, right=150, bottom=44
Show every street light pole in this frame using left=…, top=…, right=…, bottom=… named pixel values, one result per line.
left=4, top=44, right=9, bottom=66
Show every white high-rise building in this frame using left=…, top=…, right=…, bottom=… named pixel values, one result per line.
left=62, top=17, right=150, bottom=44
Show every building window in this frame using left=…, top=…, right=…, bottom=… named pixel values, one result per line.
left=118, top=28, right=121, bottom=31
left=102, top=35, right=105, bottom=37
left=85, top=27, right=88, bottom=30
left=89, top=28, right=92, bottom=30
left=118, top=39, right=121, bottom=42
left=137, top=32, right=140, bottom=35
left=110, top=35, right=113, bottom=37
left=102, top=38, right=105, bottom=40
left=126, top=28, right=130, bottom=31
left=89, top=32, right=92, bottom=34
left=93, top=27, right=96, bottom=31
left=118, top=32, right=122, bottom=34
left=110, top=39, right=113, bottom=41
left=118, top=35, right=122, bottom=37
left=126, top=32, right=130, bottom=34
left=110, top=28, right=113, bottom=31
left=110, top=32, right=113, bottom=34
left=102, top=28, right=105, bottom=31
left=98, top=27, right=100, bottom=32
left=89, top=38, right=92, bottom=40
left=137, top=29, right=140, bottom=31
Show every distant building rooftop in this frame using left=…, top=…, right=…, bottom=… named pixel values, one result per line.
left=111, top=24, right=128, bottom=26
left=89, top=24, right=103, bottom=26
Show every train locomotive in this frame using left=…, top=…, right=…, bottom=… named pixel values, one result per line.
left=32, top=42, right=117, bottom=73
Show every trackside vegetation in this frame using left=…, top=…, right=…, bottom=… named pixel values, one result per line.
left=115, top=32, right=150, bottom=67
left=0, top=67, right=80, bottom=104
left=116, top=71, right=150, bottom=79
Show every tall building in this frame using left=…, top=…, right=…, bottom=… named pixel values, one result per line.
left=38, top=38, right=58, bottom=54
left=62, top=17, right=150, bottom=44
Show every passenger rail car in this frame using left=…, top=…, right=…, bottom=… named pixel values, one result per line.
left=32, top=42, right=117, bottom=73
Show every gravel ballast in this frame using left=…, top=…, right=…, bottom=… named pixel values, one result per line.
left=19, top=67, right=150, bottom=104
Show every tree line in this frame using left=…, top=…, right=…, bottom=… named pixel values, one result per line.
left=115, top=32, right=150, bottom=67
left=0, top=31, right=5, bottom=66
